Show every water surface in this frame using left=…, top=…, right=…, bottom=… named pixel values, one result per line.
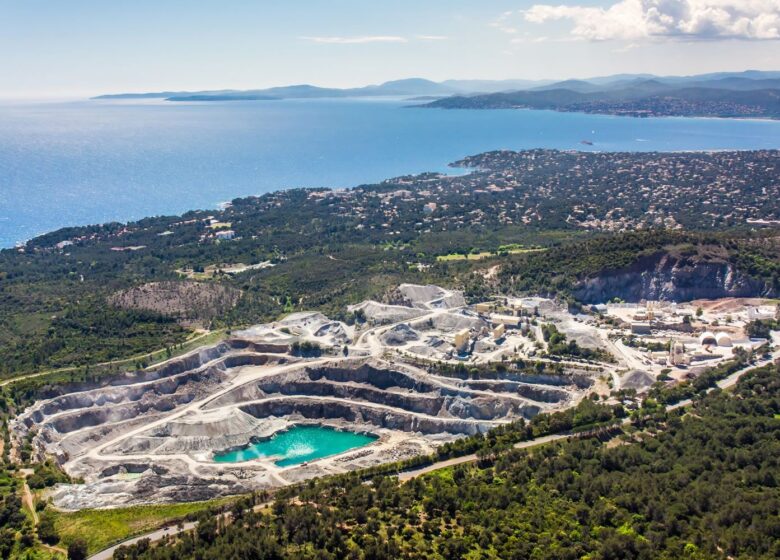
left=212, top=425, right=377, bottom=467
left=2, top=97, right=780, bottom=247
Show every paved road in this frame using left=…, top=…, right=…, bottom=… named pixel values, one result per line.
left=89, top=522, right=198, bottom=560
left=398, top=433, right=567, bottom=481
left=89, top=500, right=272, bottom=560
left=667, top=351, right=777, bottom=412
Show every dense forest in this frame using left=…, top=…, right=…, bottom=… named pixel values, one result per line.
left=113, top=364, right=780, bottom=560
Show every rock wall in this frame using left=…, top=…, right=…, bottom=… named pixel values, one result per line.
left=574, top=252, right=775, bottom=303
left=32, top=339, right=289, bottom=401
left=239, top=399, right=501, bottom=436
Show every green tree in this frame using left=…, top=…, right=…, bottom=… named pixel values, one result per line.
left=37, top=511, right=60, bottom=545
left=68, top=538, right=89, bottom=560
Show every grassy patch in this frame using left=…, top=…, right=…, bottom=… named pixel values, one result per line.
left=0, top=471, right=16, bottom=496
left=436, top=252, right=494, bottom=262
left=162, top=329, right=227, bottom=362
left=436, top=247, right=545, bottom=262
left=15, top=547, right=62, bottom=560
left=424, top=466, right=455, bottom=483
left=7, top=312, right=51, bottom=337
left=53, top=498, right=236, bottom=554
left=506, top=248, right=545, bottom=255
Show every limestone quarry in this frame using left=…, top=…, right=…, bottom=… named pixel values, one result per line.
left=11, top=284, right=775, bottom=510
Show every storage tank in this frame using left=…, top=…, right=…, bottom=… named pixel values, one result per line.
left=699, top=332, right=717, bottom=346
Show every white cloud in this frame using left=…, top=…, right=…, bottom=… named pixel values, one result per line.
left=613, top=42, right=641, bottom=52
left=491, top=10, right=520, bottom=34
left=510, top=35, right=554, bottom=44
left=301, top=34, right=448, bottom=45
left=300, top=35, right=408, bottom=44
left=523, top=0, right=780, bottom=41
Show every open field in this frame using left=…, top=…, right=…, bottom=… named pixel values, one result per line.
left=176, top=261, right=273, bottom=280
left=53, top=498, right=236, bottom=555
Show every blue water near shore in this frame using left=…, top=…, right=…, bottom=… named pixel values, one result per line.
left=212, top=425, right=377, bottom=467
left=2, top=97, right=780, bottom=248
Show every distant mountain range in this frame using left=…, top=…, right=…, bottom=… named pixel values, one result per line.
left=95, top=71, right=780, bottom=119
left=94, top=78, right=490, bottom=101
left=422, top=71, right=780, bottom=119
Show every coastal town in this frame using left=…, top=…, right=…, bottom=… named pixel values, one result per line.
left=18, top=149, right=779, bottom=254
left=229, top=149, right=780, bottom=243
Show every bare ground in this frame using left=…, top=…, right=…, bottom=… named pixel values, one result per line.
left=109, top=281, right=241, bottom=327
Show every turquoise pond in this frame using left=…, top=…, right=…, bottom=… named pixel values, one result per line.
left=212, top=425, right=378, bottom=467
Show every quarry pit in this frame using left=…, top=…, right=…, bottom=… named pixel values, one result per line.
left=12, top=284, right=771, bottom=510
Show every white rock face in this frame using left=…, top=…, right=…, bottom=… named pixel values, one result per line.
left=381, top=324, right=421, bottom=346
left=158, top=409, right=262, bottom=438
left=396, top=284, right=466, bottom=310
left=348, top=300, right=427, bottom=324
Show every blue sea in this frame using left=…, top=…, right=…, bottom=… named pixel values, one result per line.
left=2, top=97, right=780, bottom=248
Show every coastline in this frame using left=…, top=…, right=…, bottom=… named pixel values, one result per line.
left=3, top=99, right=780, bottom=250
left=420, top=104, right=780, bottom=123
left=6, top=144, right=780, bottom=252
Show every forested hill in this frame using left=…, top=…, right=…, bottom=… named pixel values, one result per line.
left=115, top=364, right=780, bottom=560
left=423, top=85, right=780, bottom=119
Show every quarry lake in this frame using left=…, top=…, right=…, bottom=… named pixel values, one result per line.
left=212, top=425, right=378, bottom=467
left=2, top=97, right=780, bottom=247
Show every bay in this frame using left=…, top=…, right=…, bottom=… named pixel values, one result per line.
left=1, top=97, right=780, bottom=248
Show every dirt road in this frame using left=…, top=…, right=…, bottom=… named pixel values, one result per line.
left=0, top=330, right=221, bottom=389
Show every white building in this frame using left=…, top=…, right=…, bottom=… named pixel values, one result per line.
left=490, top=314, right=521, bottom=327
left=631, top=322, right=652, bottom=335
left=454, top=329, right=470, bottom=354
left=215, top=230, right=236, bottom=241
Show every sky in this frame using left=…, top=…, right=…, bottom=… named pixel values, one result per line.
left=1, top=0, right=779, bottom=98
